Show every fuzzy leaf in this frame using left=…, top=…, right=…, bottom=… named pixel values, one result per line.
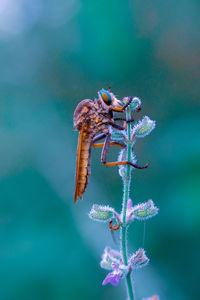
left=89, top=205, right=114, bottom=222
left=133, top=116, right=156, bottom=138
left=132, top=200, right=158, bottom=220
left=110, top=127, right=125, bottom=141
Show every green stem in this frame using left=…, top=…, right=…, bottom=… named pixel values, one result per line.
left=121, top=107, right=134, bottom=300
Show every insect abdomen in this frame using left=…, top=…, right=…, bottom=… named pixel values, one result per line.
left=74, top=129, right=92, bottom=203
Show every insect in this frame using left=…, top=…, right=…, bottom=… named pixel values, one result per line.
left=73, top=89, right=148, bottom=203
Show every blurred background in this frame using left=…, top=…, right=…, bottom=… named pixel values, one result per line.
left=0, top=0, right=200, bottom=299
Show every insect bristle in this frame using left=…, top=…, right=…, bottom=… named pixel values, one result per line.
left=111, top=93, right=121, bottom=107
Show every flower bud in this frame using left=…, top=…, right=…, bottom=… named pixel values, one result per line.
left=127, top=198, right=133, bottom=211
left=123, top=96, right=141, bottom=111
left=132, top=200, right=158, bottom=220
left=133, top=116, right=155, bottom=138
left=100, top=247, right=121, bottom=270
left=89, top=205, right=114, bottom=222
left=119, top=167, right=126, bottom=178
left=122, top=198, right=134, bottom=223
left=129, top=248, right=149, bottom=269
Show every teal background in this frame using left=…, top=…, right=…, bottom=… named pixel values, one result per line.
left=0, top=1, right=199, bottom=299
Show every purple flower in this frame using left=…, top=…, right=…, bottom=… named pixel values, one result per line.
left=102, top=264, right=122, bottom=286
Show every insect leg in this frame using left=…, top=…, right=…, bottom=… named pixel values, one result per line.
left=109, top=221, right=119, bottom=245
left=114, top=117, right=135, bottom=124
left=109, top=118, right=135, bottom=130
left=109, top=220, right=120, bottom=231
left=108, top=121, right=126, bottom=130
left=121, top=96, right=140, bottom=111
left=112, top=96, right=141, bottom=112
left=101, top=133, right=149, bottom=169
left=92, top=133, right=126, bottom=148
left=109, top=141, right=126, bottom=148
left=93, top=141, right=126, bottom=148
left=92, top=133, right=106, bottom=148
left=104, top=161, right=149, bottom=169
left=92, top=133, right=106, bottom=144
left=113, top=117, right=126, bottom=121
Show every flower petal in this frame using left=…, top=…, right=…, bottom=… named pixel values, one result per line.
left=102, top=271, right=121, bottom=286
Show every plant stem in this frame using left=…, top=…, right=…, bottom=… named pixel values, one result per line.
left=121, top=107, right=134, bottom=300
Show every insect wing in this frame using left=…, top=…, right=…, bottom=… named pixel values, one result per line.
left=73, top=99, right=93, bottom=128
left=74, top=124, right=85, bottom=203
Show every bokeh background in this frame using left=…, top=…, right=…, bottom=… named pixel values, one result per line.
left=0, top=1, right=200, bottom=299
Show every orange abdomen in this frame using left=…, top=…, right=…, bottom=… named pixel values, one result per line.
left=74, top=128, right=92, bottom=203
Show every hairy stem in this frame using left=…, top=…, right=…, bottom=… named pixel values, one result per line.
left=121, top=107, right=134, bottom=300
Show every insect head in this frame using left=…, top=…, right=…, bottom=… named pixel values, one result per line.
left=98, top=89, right=112, bottom=105
left=98, top=88, right=121, bottom=108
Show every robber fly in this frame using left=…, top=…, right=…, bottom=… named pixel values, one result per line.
left=73, top=89, right=148, bottom=203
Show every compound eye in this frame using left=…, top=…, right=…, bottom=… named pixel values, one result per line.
left=99, top=89, right=112, bottom=105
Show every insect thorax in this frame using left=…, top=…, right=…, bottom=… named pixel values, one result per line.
left=88, top=100, right=112, bottom=134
